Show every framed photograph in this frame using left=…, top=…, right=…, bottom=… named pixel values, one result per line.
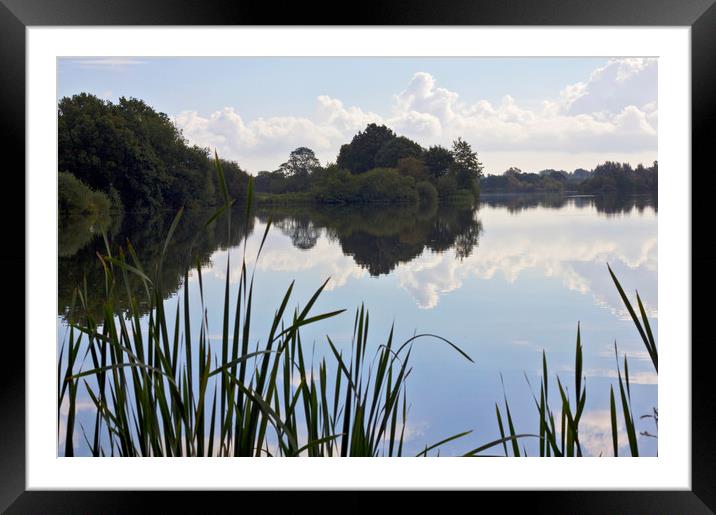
left=3, top=0, right=714, bottom=511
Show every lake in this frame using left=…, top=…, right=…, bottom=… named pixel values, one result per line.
left=58, top=193, right=658, bottom=457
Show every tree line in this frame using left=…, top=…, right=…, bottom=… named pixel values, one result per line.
left=481, top=161, right=658, bottom=194
left=58, top=93, right=657, bottom=215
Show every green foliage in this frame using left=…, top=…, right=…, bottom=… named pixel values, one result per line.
left=424, top=145, right=454, bottom=179
left=374, top=136, right=424, bottom=168
left=253, top=125, right=486, bottom=207
left=336, top=123, right=397, bottom=174
left=607, top=264, right=657, bottom=372
left=58, top=93, right=250, bottom=213
left=450, top=138, right=483, bottom=198
left=437, top=174, right=458, bottom=198
left=482, top=161, right=657, bottom=194
left=451, top=138, right=483, bottom=177
left=579, top=161, right=658, bottom=194
left=58, top=171, right=112, bottom=217
left=397, top=156, right=429, bottom=183
left=254, top=170, right=285, bottom=194
left=416, top=180, right=438, bottom=206
left=254, top=148, right=323, bottom=194
left=255, top=191, right=316, bottom=204
left=357, top=168, right=418, bottom=203
left=481, top=167, right=565, bottom=194
left=279, top=147, right=321, bottom=178
left=312, top=167, right=418, bottom=204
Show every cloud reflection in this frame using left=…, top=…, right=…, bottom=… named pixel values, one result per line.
left=395, top=203, right=656, bottom=314
left=199, top=200, right=656, bottom=320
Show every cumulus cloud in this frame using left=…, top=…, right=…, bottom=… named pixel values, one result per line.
left=564, top=58, right=658, bottom=115
left=174, top=98, right=380, bottom=171
left=172, top=58, right=657, bottom=172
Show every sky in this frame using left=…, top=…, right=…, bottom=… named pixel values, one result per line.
left=57, top=57, right=658, bottom=175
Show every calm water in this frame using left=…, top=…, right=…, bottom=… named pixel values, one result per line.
left=58, top=194, right=658, bottom=456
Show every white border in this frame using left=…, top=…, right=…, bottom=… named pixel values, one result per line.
left=28, top=27, right=690, bottom=490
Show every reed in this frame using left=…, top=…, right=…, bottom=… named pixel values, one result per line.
left=58, top=153, right=506, bottom=457
left=495, top=265, right=658, bottom=457
left=58, top=153, right=656, bottom=458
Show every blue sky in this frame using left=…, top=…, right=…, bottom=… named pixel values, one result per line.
left=58, top=57, right=658, bottom=174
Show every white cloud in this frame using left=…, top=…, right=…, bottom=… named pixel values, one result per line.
left=315, top=95, right=382, bottom=133
left=172, top=59, right=657, bottom=173
left=564, top=58, right=658, bottom=115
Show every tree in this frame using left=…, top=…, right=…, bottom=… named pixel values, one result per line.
left=451, top=138, right=483, bottom=178
left=254, top=171, right=277, bottom=193
left=337, top=123, right=396, bottom=174
left=221, top=159, right=250, bottom=200
left=424, top=145, right=454, bottom=180
left=450, top=138, right=483, bottom=196
left=374, top=136, right=423, bottom=168
left=279, top=147, right=320, bottom=178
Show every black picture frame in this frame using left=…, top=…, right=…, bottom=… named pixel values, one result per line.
left=2, top=0, right=714, bottom=512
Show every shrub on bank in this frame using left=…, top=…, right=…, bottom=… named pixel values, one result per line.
left=59, top=171, right=112, bottom=216
left=312, top=167, right=418, bottom=204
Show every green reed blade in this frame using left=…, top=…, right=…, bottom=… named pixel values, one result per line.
left=416, top=430, right=473, bottom=457
left=463, top=434, right=539, bottom=457
left=610, top=385, right=618, bottom=457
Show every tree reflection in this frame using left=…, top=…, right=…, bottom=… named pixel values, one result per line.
left=255, top=203, right=483, bottom=275
left=58, top=193, right=654, bottom=322
left=274, top=216, right=320, bottom=250
left=478, top=193, right=657, bottom=215
left=58, top=207, right=254, bottom=323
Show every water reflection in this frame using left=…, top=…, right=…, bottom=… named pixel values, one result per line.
left=256, top=203, right=483, bottom=275
left=58, top=208, right=254, bottom=322
left=479, top=193, right=657, bottom=216
left=58, top=194, right=656, bottom=321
